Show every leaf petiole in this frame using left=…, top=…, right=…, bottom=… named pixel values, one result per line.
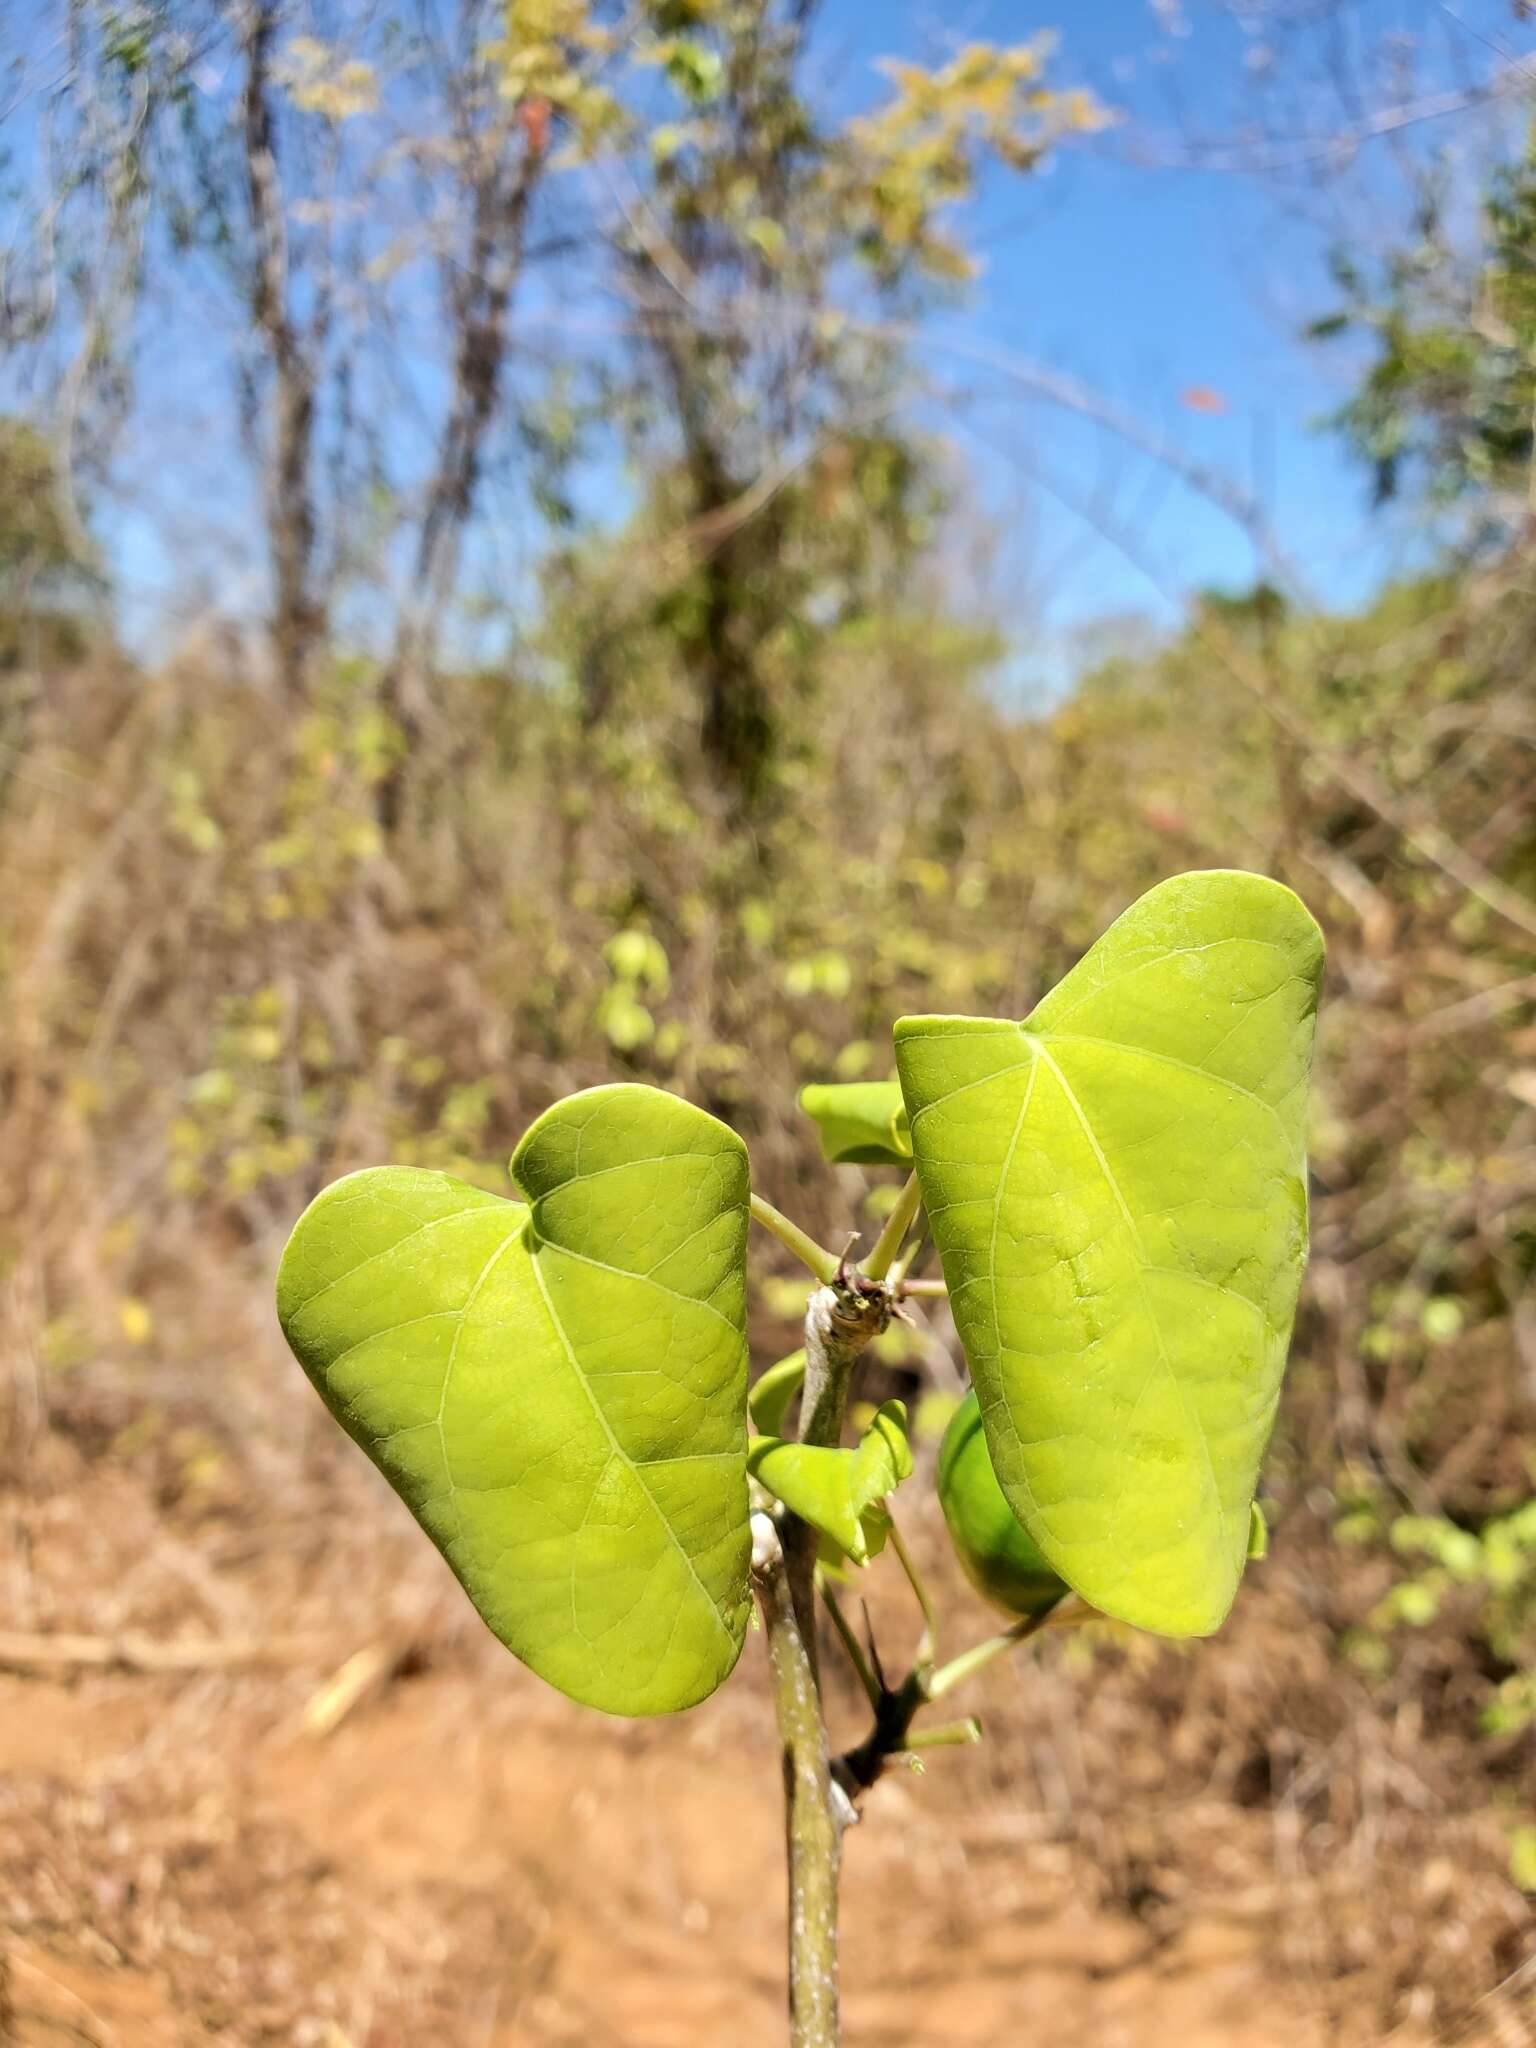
left=886, top=1514, right=939, bottom=1667
left=863, top=1171, right=922, bottom=1281
left=924, top=1597, right=1070, bottom=1701
left=749, top=1193, right=842, bottom=1284
left=885, top=1219, right=928, bottom=1291
left=902, top=1716, right=982, bottom=1753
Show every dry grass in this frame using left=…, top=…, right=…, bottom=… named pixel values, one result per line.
left=0, top=610, right=1533, bottom=2041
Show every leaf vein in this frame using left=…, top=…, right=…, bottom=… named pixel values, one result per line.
left=1028, top=1038, right=1230, bottom=1572
left=526, top=1250, right=735, bottom=1657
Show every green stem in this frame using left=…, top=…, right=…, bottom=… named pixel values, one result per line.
left=750, top=1193, right=842, bottom=1285
left=863, top=1172, right=922, bottom=1281
left=758, top=1278, right=889, bottom=2048
left=925, top=1602, right=1061, bottom=1702
left=894, top=1276, right=946, bottom=1298
left=886, top=1515, right=938, bottom=1668
left=904, top=1717, right=982, bottom=1753
left=886, top=1226, right=927, bottom=1291
left=755, top=1531, right=843, bottom=2048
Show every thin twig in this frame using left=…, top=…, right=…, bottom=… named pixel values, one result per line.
left=1408, top=973, right=1536, bottom=1042
left=0, top=1628, right=333, bottom=1674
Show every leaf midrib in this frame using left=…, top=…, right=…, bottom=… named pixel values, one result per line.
left=526, top=1245, right=736, bottom=1657
left=534, top=1237, right=740, bottom=1333
left=1024, top=1034, right=1231, bottom=1574
left=982, top=1049, right=1051, bottom=1538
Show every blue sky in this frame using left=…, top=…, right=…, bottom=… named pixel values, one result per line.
left=9, top=0, right=1535, bottom=680
left=818, top=0, right=1535, bottom=682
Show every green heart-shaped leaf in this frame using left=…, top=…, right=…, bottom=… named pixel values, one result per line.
left=798, top=1081, right=912, bottom=1165
left=937, top=1390, right=1067, bottom=1620
left=895, top=870, right=1322, bottom=1638
left=748, top=1400, right=912, bottom=1564
left=277, top=1083, right=752, bottom=1716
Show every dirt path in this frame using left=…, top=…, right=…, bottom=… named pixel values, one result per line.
left=0, top=1657, right=1333, bottom=2048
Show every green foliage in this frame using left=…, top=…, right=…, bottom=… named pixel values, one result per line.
left=844, top=39, right=1108, bottom=281
left=276, top=1082, right=752, bottom=1715
left=1316, top=121, right=1536, bottom=518
left=489, top=0, right=625, bottom=156
left=896, top=870, right=1323, bottom=1637
left=937, top=1390, right=1066, bottom=1620
left=276, top=36, right=379, bottom=119
left=798, top=1081, right=911, bottom=1165
left=1509, top=1824, right=1536, bottom=1892
left=1371, top=1501, right=1536, bottom=1736
left=0, top=416, right=95, bottom=667
left=597, top=928, right=672, bottom=1052
left=0, top=418, right=81, bottom=584
left=747, top=1349, right=806, bottom=1434
left=748, top=1400, right=912, bottom=1565
left=272, top=871, right=1320, bottom=1716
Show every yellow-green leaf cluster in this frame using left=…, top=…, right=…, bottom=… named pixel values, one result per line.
left=490, top=0, right=625, bottom=156
left=277, top=36, right=379, bottom=121
left=843, top=38, right=1109, bottom=279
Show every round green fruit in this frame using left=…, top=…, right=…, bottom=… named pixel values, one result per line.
left=937, top=1391, right=1068, bottom=1619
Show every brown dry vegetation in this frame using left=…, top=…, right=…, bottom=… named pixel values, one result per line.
left=0, top=555, right=1533, bottom=2044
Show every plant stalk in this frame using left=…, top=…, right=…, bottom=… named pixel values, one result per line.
left=754, top=1520, right=845, bottom=2048
left=750, top=1193, right=842, bottom=1285
left=753, top=1270, right=891, bottom=2048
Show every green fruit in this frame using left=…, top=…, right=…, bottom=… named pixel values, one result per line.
left=937, top=1391, right=1068, bottom=1619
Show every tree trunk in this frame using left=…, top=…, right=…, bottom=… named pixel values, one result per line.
left=377, top=103, right=539, bottom=832
left=242, top=0, right=321, bottom=703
